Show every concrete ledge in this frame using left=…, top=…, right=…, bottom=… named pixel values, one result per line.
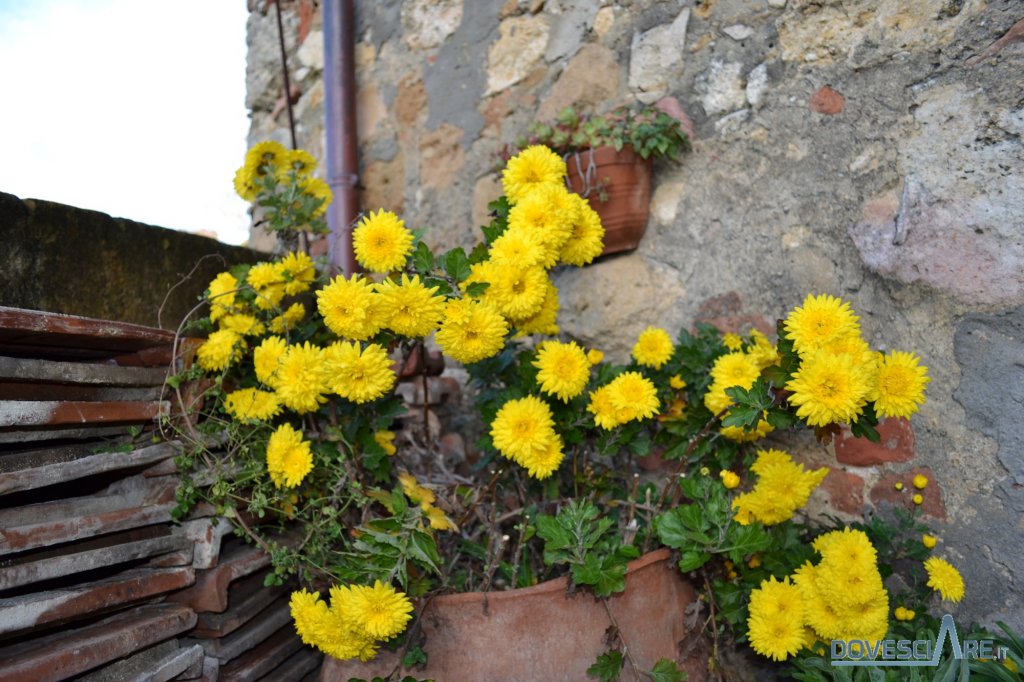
left=0, top=191, right=266, bottom=329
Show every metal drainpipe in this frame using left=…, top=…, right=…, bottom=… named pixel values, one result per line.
left=323, top=0, right=359, bottom=275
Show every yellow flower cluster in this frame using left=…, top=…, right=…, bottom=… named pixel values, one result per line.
left=266, top=423, right=313, bottom=489
left=702, top=330, right=779, bottom=442
left=317, top=273, right=446, bottom=341
left=290, top=580, right=414, bottom=661
left=587, top=371, right=660, bottom=430
left=747, top=528, right=890, bottom=662
left=490, top=395, right=564, bottom=480
left=784, top=294, right=930, bottom=425
left=731, top=449, right=827, bottom=525
left=233, top=140, right=332, bottom=216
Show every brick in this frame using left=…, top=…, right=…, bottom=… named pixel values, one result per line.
left=820, top=468, right=865, bottom=514
left=217, top=624, right=305, bottom=680
left=167, top=537, right=273, bottom=613
left=869, top=466, right=947, bottom=519
left=186, top=597, right=292, bottom=662
left=834, top=417, right=915, bottom=466
left=810, top=85, right=845, bottom=115
left=191, top=569, right=282, bottom=639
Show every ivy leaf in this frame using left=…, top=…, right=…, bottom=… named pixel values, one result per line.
left=411, top=242, right=434, bottom=273
left=586, top=650, right=624, bottom=682
left=571, top=553, right=628, bottom=597
left=401, top=646, right=427, bottom=669
left=442, top=248, right=471, bottom=282
left=648, top=658, right=687, bottom=682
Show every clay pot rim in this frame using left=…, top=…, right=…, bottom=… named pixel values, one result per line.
left=563, top=144, right=649, bottom=168
left=422, top=547, right=672, bottom=607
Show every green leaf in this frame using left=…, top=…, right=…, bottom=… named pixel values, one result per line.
left=401, top=646, right=427, bottom=669
left=572, top=553, right=628, bottom=597
left=677, top=550, right=711, bottom=572
left=648, top=658, right=687, bottom=682
left=465, top=281, right=490, bottom=298
left=655, top=506, right=712, bottom=549
left=722, top=524, right=772, bottom=564
left=442, top=248, right=471, bottom=282
left=468, top=241, right=491, bottom=265
left=587, top=650, right=624, bottom=682
left=411, top=241, right=434, bottom=273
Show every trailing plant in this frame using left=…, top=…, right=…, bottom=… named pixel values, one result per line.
left=161, top=141, right=999, bottom=681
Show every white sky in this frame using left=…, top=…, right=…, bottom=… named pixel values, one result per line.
left=0, top=0, right=252, bottom=245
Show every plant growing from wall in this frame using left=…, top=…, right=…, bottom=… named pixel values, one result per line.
left=162, top=141, right=1019, bottom=681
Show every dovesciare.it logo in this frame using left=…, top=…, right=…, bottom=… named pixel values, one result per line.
left=831, top=615, right=1008, bottom=667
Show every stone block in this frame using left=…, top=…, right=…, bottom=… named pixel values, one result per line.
left=538, top=43, right=621, bottom=121
left=819, top=468, right=865, bottom=515
left=486, top=15, right=549, bottom=95
left=629, top=7, right=690, bottom=103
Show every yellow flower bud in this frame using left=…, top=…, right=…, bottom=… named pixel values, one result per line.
left=894, top=606, right=906, bottom=620
left=922, top=534, right=937, bottom=549
left=720, top=470, right=740, bottom=489
left=894, top=482, right=904, bottom=491
left=587, top=349, right=604, bottom=365
left=670, top=374, right=686, bottom=389
left=913, top=474, right=928, bottom=490
left=913, top=494, right=923, bottom=505
left=747, top=554, right=762, bottom=569
left=700, top=466, right=710, bottom=476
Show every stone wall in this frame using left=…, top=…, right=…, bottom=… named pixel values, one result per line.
left=0, top=191, right=264, bottom=329
left=246, top=0, right=1024, bottom=627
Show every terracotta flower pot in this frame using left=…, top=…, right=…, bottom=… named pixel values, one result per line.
left=319, top=548, right=705, bottom=682
left=565, top=145, right=653, bottom=257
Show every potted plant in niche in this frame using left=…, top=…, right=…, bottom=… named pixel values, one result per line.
left=162, top=142, right=996, bottom=682
left=512, top=105, right=692, bottom=256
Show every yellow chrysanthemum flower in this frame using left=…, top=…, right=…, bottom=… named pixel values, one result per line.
left=278, top=148, right=317, bottom=180
left=870, top=350, right=930, bottom=419
left=207, top=271, right=240, bottom=322
left=278, top=251, right=317, bottom=296
left=290, top=589, right=331, bottom=649
left=786, top=350, right=873, bottom=426
left=533, top=340, right=591, bottom=402
left=731, top=449, right=827, bottom=525
left=300, top=177, right=333, bottom=218
left=197, top=329, right=244, bottom=372
left=316, top=274, right=383, bottom=341
left=669, top=374, right=686, bottom=390
left=266, top=423, right=313, bottom=488
left=514, top=279, right=561, bottom=336
left=345, top=581, right=415, bottom=640
left=924, top=557, right=965, bottom=603
left=325, top=341, right=396, bottom=404
left=235, top=140, right=287, bottom=201
left=588, top=384, right=627, bottom=430
left=606, top=371, right=660, bottom=423
left=352, top=209, right=414, bottom=273
left=501, top=144, right=567, bottom=204
left=747, top=330, right=781, bottom=370
left=274, top=342, right=329, bottom=413
left=747, top=577, right=807, bottom=662
left=720, top=470, right=740, bottom=489
left=219, top=313, right=265, bottom=337
left=520, top=431, right=565, bottom=480
left=784, top=293, right=862, bottom=356
left=710, top=352, right=761, bottom=389
left=722, top=332, right=743, bottom=351
left=477, top=262, right=549, bottom=322
left=270, top=302, right=306, bottom=335
left=506, top=184, right=576, bottom=268
left=374, top=274, right=445, bottom=338
left=374, top=430, right=397, bottom=456
left=254, top=335, right=288, bottom=386
left=224, top=388, right=281, bottom=422
left=490, top=395, right=556, bottom=465
left=488, top=226, right=546, bottom=268
left=435, top=298, right=508, bottom=364
left=247, top=262, right=286, bottom=310
left=558, top=195, right=605, bottom=266
left=632, top=326, right=674, bottom=369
